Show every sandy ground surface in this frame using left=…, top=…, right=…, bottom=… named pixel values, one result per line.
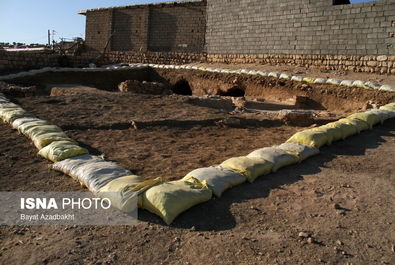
left=191, top=63, right=395, bottom=87
left=0, top=83, right=394, bottom=264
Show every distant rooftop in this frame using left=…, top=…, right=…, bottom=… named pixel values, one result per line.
left=78, top=0, right=203, bottom=15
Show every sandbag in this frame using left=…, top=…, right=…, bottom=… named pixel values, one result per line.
left=183, top=166, right=246, bottom=197
left=141, top=177, right=212, bottom=225
left=321, top=121, right=358, bottom=139
left=17, top=119, right=50, bottom=135
left=366, top=109, right=393, bottom=123
left=220, top=156, right=273, bottom=183
left=337, top=118, right=369, bottom=133
left=247, top=147, right=299, bottom=172
left=364, top=81, right=381, bottom=90
left=379, top=85, right=395, bottom=92
left=379, top=103, right=395, bottom=113
left=24, top=124, right=63, bottom=139
left=12, top=117, right=43, bottom=130
left=0, top=108, right=34, bottom=123
left=32, top=132, right=74, bottom=149
left=347, top=111, right=381, bottom=129
left=0, top=102, right=18, bottom=109
left=286, top=130, right=328, bottom=148
left=340, top=80, right=353, bottom=87
left=278, top=142, right=320, bottom=162
left=38, top=140, right=88, bottom=162
left=52, top=154, right=132, bottom=194
left=309, top=127, right=341, bottom=145
left=303, top=77, right=315, bottom=83
left=97, top=175, right=162, bottom=211
left=326, top=79, right=342, bottom=85
left=291, top=76, right=303, bottom=82
left=314, top=78, right=327, bottom=84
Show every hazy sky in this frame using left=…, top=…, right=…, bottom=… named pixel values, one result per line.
left=0, top=0, right=376, bottom=44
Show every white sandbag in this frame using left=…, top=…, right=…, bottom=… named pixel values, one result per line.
left=247, top=147, right=299, bottom=172
left=313, top=78, right=327, bottom=84
left=366, top=109, right=393, bottom=123
left=12, top=117, right=44, bottom=130
left=291, top=76, right=304, bottom=82
left=364, top=81, right=381, bottom=90
left=352, top=80, right=367, bottom=88
left=257, top=71, right=269, bottom=77
left=340, top=80, right=354, bottom=87
left=279, top=73, right=292, bottom=80
left=379, top=85, right=395, bottom=92
left=326, top=79, right=342, bottom=85
left=278, top=143, right=320, bottom=162
left=183, top=166, right=246, bottom=197
left=268, top=72, right=280, bottom=78
left=52, top=154, right=132, bottom=194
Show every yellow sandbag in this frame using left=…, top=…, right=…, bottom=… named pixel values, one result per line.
left=38, top=140, right=88, bottom=162
left=347, top=112, right=381, bottom=129
left=141, top=177, right=212, bottom=225
left=32, top=132, right=74, bottom=149
left=24, top=124, right=63, bottom=139
left=321, top=121, right=358, bottom=139
left=97, top=175, right=162, bottom=211
left=0, top=108, right=34, bottom=123
left=17, top=120, right=50, bottom=135
left=286, top=130, right=328, bottom=148
left=303, top=77, right=315, bottom=83
left=379, top=103, right=395, bottom=112
left=247, top=147, right=299, bottom=172
left=220, top=156, right=273, bottom=183
left=310, top=127, right=341, bottom=145
left=337, top=118, right=369, bottom=133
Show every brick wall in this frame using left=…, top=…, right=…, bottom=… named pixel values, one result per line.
left=148, top=3, right=206, bottom=52
left=206, top=0, right=395, bottom=56
left=84, top=1, right=206, bottom=53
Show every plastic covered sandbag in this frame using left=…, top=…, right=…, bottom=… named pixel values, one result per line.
left=326, top=79, right=342, bottom=85
left=309, top=126, right=341, bottom=145
left=247, top=147, right=299, bottom=172
left=12, top=117, right=43, bottom=130
left=278, top=142, right=320, bottom=162
left=336, top=118, right=370, bottom=133
left=183, top=166, right=246, bottom=197
left=286, top=130, right=328, bottom=148
left=321, top=121, right=358, bottom=139
left=97, top=175, right=162, bottom=211
left=0, top=108, right=34, bottom=123
left=379, top=103, right=395, bottom=112
left=340, top=80, right=353, bottom=87
left=367, top=109, right=393, bottom=123
left=52, top=154, right=132, bottom=194
left=38, top=140, right=88, bottom=162
left=314, top=78, right=327, bottom=84
left=291, top=76, right=303, bottom=82
left=141, top=177, right=212, bottom=225
left=347, top=111, right=381, bottom=129
left=17, top=119, right=50, bottom=135
left=379, top=85, right=395, bottom=92
left=352, top=80, right=367, bottom=88
left=32, top=132, right=74, bottom=149
left=220, top=156, right=273, bottom=183
left=23, top=124, right=63, bottom=139
left=303, top=77, right=315, bottom=83
left=364, top=81, right=381, bottom=90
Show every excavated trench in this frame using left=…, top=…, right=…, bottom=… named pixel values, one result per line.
left=2, top=67, right=394, bottom=114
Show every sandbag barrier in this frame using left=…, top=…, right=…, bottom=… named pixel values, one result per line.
left=0, top=63, right=394, bottom=92
left=1, top=90, right=395, bottom=224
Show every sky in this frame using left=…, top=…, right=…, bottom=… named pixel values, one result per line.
left=0, top=0, right=375, bottom=45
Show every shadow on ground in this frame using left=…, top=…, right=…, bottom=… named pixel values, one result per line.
left=138, top=120, right=395, bottom=231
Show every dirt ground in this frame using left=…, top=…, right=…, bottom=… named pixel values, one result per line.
left=192, top=62, right=395, bottom=87
left=0, top=71, right=394, bottom=265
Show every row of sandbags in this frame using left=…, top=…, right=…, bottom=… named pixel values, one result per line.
left=0, top=63, right=394, bottom=92
left=1, top=92, right=395, bottom=224
left=141, top=63, right=395, bottom=92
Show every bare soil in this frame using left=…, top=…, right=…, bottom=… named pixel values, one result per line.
left=0, top=70, right=394, bottom=265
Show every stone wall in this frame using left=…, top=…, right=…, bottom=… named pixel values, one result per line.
left=0, top=50, right=92, bottom=74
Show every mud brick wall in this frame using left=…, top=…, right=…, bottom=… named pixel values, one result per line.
left=206, top=0, right=395, bottom=56
left=85, top=9, right=113, bottom=53
left=84, top=1, right=206, bottom=53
